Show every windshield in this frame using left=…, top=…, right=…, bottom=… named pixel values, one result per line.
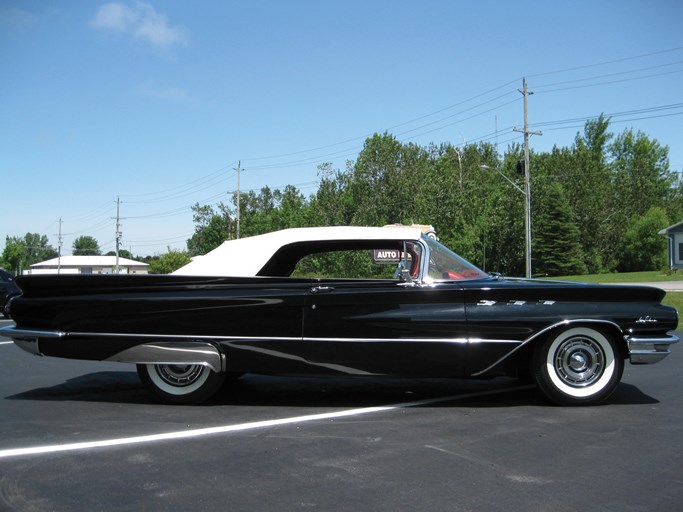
left=424, top=236, right=488, bottom=281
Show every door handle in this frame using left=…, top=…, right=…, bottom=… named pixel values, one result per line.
left=310, top=286, right=335, bottom=294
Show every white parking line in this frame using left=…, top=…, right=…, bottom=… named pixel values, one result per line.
left=0, top=341, right=14, bottom=345
left=0, top=385, right=532, bottom=459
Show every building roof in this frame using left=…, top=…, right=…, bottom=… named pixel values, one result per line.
left=173, top=226, right=424, bottom=277
left=659, top=221, right=683, bottom=235
left=31, top=255, right=149, bottom=268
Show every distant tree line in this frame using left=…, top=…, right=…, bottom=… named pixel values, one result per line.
left=187, top=116, right=680, bottom=277
left=3, top=116, right=679, bottom=276
left=0, top=233, right=187, bottom=275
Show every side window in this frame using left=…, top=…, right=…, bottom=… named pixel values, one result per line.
left=292, top=250, right=398, bottom=279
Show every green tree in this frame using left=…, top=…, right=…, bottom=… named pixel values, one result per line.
left=309, top=163, right=352, bottom=226
left=569, top=115, right=617, bottom=272
left=272, top=185, right=308, bottom=230
left=2, top=233, right=57, bottom=274
left=533, top=182, right=587, bottom=276
left=105, top=249, right=132, bottom=259
left=186, top=203, right=229, bottom=256
left=73, top=236, right=101, bottom=256
left=149, top=249, right=192, bottom=274
left=481, top=145, right=526, bottom=275
left=611, top=128, right=673, bottom=218
left=348, top=133, right=422, bottom=226
left=618, top=207, right=669, bottom=272
left=2, top=237, right=28, bottom=275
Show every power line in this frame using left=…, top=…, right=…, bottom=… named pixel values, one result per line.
left=534, top=60, right=683, bottom=90
left=535, top=68, right=683, bottom=95
left=525, top=45, right=683, bottom=79
left=530, top=103, right=683, bottom=131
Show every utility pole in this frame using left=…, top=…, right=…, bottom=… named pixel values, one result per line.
left=513, top=78, right=542, bottom=278
left=56, top=217, right=63, bottom=275
left=113, top=196, right=124, bottom=273
left=233, top=161, right=241, bottom=239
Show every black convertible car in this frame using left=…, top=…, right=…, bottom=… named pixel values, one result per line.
left=0, top=268, right=19, bottom=318
left=2, top=226, right=678, bottom=405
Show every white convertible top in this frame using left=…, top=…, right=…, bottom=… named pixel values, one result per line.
left=173, top=226, right=424, bottom=277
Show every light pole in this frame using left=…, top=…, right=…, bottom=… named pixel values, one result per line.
left=481, top=164, right=531, bottom=278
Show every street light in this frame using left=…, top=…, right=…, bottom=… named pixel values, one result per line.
left=481, top=164, right=531, bottom=278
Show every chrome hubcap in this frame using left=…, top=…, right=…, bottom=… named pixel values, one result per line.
left=554, top=337, right=605, bottom=388
left=569, top=352, right=588, bottom=372
left=155, top=364, right=204, bottom=387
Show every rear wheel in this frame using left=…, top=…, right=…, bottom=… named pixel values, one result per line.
left=533, top=327, right=623, bottom=406
left=137, top=363, right=226, bottom=405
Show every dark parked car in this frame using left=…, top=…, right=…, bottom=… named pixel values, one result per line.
left=2, top=226, right=678, bottom=405
left=0, top=268, right=20, bottom=318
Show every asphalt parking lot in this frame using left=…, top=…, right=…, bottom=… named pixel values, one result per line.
left=1, top=318, right=682, bottom=512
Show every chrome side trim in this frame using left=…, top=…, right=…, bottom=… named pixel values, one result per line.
left=0, top=326, right=66, bottom=339
left=7, top=321, right=657, bottom=376
left=626, top=334, right=679, bottom=364
left=61, top=331, right=302, bottom=343
left=3, top=327, right=515, bottom=346
left=107, top=342, right=226, bottom=373
left=302, top=337, right=471, bottom=344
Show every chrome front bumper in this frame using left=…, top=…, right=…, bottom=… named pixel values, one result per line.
left=626, top=334, right=679, bottom=364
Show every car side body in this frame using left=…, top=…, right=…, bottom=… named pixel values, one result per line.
left=2, top=226, right=678, bottom=405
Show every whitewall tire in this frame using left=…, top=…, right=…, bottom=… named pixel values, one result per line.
left=533, top=327, right=623, bottom=406
left=137, top=363, right=226, bottom=405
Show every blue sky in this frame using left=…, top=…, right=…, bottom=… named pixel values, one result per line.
left=2, top=1, right=682, bottom=258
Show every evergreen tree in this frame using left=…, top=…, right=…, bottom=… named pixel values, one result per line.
left=533, top=182, right=587, bottom=276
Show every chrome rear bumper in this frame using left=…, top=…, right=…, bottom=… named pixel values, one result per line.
left=0, top=326, right=65, bottom=356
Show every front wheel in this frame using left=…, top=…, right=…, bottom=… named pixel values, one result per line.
left=533, top=327, right=623, bottom=406
left=137, top=364, right=226, bottom=405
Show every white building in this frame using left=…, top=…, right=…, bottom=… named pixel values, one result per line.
left=27, top=256, right=149, bottom=275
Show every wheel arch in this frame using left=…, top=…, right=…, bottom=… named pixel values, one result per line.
left=473, top=318, right=628, bottom=379
left=529, top=320, right=627, bottom=361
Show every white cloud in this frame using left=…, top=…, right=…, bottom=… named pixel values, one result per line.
left=91, top=3, right=138, bottom=31
left=91, top=2, right=188, bottom=50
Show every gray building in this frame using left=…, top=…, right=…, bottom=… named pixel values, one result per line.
left=27, top=256, right=149, bottom=275
left=659, top=221, right=683, bottom=270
